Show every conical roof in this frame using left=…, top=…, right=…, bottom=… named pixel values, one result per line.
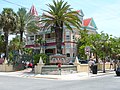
left=29, top=5, right=38, bottom=16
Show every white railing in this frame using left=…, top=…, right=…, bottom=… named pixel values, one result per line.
left=27, top=40, right=35, bottom=45
left=46, top=38, right=55, bottom=43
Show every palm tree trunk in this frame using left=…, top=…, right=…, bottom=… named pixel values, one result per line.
left=114, top=59, right=117, bottom=71
left=96, top=52, right=98, bottom=63
left=103, top=58, right=106, bottom=73
left=20, top=30, right=23, bottom=43
left=4, top=31, right=9, bottom=60
left=55, top=25, right=63, bottom=54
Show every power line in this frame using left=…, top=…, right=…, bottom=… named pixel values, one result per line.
left=2, top=0, right=29, bottom=9
left=1, top=0, right=42, bottom=14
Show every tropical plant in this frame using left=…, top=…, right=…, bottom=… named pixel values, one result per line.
left=8, top=36, right=21, bottom=64
left=110, top=37, right=120, bottom=70
left=0, top=8, right=17, bottom=60
left=35, top=37, right=46, bottom=53
left=88, top=33, right=104, bottom=63
left=77, top=28, right=90, bottom=59
left=41, top=0, right=81, bottom=54
left=33, top=53, right=48, bottom=65
left=9, top=35, right=21, bottom=51
left=17, top=8, right=39, bottom=43
left=0, top=35, right=5, bottom=54
left=77, top=31, right=112, bottom=72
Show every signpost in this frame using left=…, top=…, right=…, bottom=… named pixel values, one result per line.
left=85, top=46, right=90, bottom=60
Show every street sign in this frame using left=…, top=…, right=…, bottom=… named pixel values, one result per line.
left=85, top=46, right=90, bottom=52
left=85, top=46, right=90, bottom=55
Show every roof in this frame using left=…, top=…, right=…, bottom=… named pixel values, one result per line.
left=76, top=10, right=84, bottom=17
left=76, top=10, right=81, bottom=13
left=29, top=5, right=38, bottom=16
left=83, top=18, right=92, bottom=26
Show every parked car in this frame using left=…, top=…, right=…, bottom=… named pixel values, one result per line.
left=79, top=60, right=88, bottom=64
left=69, top=60, right=74, bottom=65
left=69, top=60, right=88, bottom=65
left=28, top=63, right=33, bottom=68
left=116, top=67, right=120, bottom=76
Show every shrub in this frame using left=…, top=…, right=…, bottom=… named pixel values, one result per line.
left=33, top=53, right=48, bottom=65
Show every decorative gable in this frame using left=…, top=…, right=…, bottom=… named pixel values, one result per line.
left=29, top=5, right=38, bottom=16
left=77, top=10, right=84, bottom=17
left=83, top=18, right=92, bottom=26
left=83, top=18, right=97, bottom=29
left=89, top=18, right=97, bottom=29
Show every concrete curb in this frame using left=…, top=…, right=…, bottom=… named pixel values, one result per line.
left=0, top=69, right=115, bottom=80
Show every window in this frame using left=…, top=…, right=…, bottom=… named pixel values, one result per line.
left=48, top=34, right=50, bottom=38
left=66, top=31, right=70, bottom=40
left=36, top=35, right=43, bottom=40
left=66, top=35, right=70, bottom=39
left=50, top=33, right=55, bottom=37
left=30, top=36, right=34, bottom=40
left=66, top=53, right=70, bottom=57
left=73, top=35, right=75, bottom=39
left=45, top=33, right=56, bottom=40
left=73, top=53, right=75, bottom=57
left=66, top=43, right=71, bottom=48
left=66, top=35, right=70, bottom=38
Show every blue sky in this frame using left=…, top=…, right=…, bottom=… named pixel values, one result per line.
left=0, top=0, right=120, bottom=37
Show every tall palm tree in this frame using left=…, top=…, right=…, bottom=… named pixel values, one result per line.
left=9, top=35, right=21, bottom=51
left=41, top=0, right=81, bottom=54
left=35, top=37, right=46, bottom=53
left=0, top=35, right=5, bottom=56
left=0, top=8, right=17, bottom=60
left=17, top=8, right=39, bottom=43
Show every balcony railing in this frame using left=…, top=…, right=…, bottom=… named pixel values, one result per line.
left=27, top=40, right=35, bottom=45
left=45, top=38, right=56, bottom=43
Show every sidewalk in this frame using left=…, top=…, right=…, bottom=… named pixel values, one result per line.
left=35, top=70, right=115, bottom=80
left=0, top=68, right=115, bottom=80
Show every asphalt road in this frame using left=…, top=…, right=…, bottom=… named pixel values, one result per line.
left=0, top=74, right=120, bottom=90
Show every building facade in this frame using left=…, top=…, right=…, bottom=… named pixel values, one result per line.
left=25, top=5, right=98, bottom=63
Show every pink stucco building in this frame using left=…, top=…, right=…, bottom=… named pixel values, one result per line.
left=25, top=5, right=97, bottom=62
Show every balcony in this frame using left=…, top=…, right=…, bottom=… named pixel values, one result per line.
left=45, top=38, right=55, bottom=43
left=26, top=40, right=35, bottom=45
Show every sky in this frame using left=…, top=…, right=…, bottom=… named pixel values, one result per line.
left=0, top=0, right=120, bottom=37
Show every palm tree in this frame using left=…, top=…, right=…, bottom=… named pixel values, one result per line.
left=17, top=8, right=39, bottom=43
left=9, top=35, right=21, bottom=51
left=41, top=0, right=81, bottom=54
left=0, top=35, right=5, bottom=57
left=8, top=36, right=21, bottom=64
left=0, top=8, right=17, bottom=60
left=35, top=37, right=46, bottom=53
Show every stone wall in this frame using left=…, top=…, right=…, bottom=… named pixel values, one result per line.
left=75, top=63, right=111, bottom=73
left=35, top=57, right=111, bottom=74
left=0, top=64, right=13, bottom=72
left=98, top=62, right=111, bottom=70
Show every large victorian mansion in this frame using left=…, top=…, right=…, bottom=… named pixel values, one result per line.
left=25, top=5, right=98, bottom=61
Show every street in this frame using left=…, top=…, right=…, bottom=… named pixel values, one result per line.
left=0, top=74, right=119, bottom=90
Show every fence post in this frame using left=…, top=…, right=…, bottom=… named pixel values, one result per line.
left=74, top=56, right=81, bottom=73
left=35, top=57, right=44, bottom=74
